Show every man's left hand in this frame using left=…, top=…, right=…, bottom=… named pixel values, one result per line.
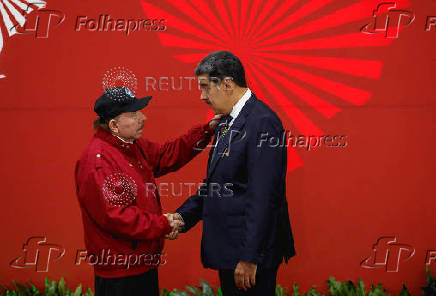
left=234, top=260, right=257, bottom=291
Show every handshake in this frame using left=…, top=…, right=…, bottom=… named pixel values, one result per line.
left=163, top=213, right=184, bottom=240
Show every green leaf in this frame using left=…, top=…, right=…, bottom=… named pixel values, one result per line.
left=356, top=279, right=366, bottom=296
left=422, top=266, right=436, bottom=296
left=169, top=289, right=189, bottom=296
left=200, top=279, right=214, bottom=296
left=275, top=285, right=286, bottom=296
left=72, top=284, right=82, bottom=296
left=185, top=286, right=201, bottom=296
left=292, top=282, right=300, bottom=296
left=217, top=287, right=223, bottom=296
left=398, top=283, right=410, bottom=296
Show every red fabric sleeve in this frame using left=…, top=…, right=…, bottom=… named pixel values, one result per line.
left=79, top=165, right=172, bottom=240
left=137, top=123, right=213, bottom=178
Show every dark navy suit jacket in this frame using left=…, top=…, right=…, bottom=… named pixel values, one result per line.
left=176, top=93, right=296, bottom=270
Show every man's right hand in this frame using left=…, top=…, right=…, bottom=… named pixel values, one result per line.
left=163, top=213, right=184, bottom=240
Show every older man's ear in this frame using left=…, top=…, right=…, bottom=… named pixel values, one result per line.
left=108, top=119, right=118, bottom=133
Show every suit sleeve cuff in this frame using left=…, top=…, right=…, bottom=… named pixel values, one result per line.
left=239, top=248, right=261, bottom=264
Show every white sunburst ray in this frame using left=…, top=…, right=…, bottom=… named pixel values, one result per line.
left=0, top=0, right=46, bottom=78
left=3, top=0, right=26, bottom=30
left=21, top=0, right=45, bottom=9
left=9, top=0, right=34, bottom=12
left=0, top=0, right=10, bottom=78
left=0, top=0, right=17, bottom=36
left=1, top=0, right=46, bottom=36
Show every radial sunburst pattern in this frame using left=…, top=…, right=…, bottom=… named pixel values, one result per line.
left=0, top=0, right=46, bottom=78
left=140, top=0, right=411, bottom=171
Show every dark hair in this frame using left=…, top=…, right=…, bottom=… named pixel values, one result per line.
left=194, top=51, right=247, bottom=87
left=93, top=116, right=114, bottom=132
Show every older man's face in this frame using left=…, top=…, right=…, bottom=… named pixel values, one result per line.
left=112, top=111, right=146, bottom=140
left=198, top=74, right=231, bottom=114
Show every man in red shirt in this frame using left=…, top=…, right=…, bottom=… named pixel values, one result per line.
left=75, top=87, right=220, bottom=295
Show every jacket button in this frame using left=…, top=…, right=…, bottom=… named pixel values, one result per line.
left=129, top=163, right=134, bottom=167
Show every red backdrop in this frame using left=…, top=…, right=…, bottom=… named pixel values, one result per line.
left=0, top=0, right=435, bottom=294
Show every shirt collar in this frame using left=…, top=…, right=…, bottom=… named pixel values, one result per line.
left=229, top=88, right=251, bottom=126
left=95, top=128, right=137, bottom=156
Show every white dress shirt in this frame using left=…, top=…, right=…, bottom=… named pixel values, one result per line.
left=228, top=88, right=252, bottom=127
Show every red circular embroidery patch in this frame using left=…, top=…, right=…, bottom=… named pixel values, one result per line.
left=102, top=172, right=137, bottom=206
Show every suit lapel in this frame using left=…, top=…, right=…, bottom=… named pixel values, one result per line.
left=207, top=94, right=257, bottom=179
left=206, top=133, right=219, bottom=175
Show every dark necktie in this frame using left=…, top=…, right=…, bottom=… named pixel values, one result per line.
left=210, top=114, right=233, bottom=164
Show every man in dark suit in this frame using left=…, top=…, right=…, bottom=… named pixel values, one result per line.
left=170, top=51, right=296, bottom=295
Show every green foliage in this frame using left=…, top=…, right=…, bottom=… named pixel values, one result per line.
left=0, top=278, right=93, bottom=296
left=398, top=284, right=411, bottom=296
left=276, top=284, right=287, bottom=296
left=328, top=277, right=368, bottom=296
left=1, top=267, right=434, bottom=296
left=166, top=279, right=218, bottom=296
left=422, top=266, right=436, bottom=296
left=292, top=282, right=325, bottom=296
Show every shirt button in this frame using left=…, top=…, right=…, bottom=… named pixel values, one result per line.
left=96, top=154, right=101, bottom=158
left=129, top=163, right=134, bottom=167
